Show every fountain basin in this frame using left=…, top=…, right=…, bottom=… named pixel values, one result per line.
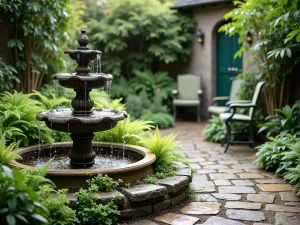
left=10, top=142, right=156, bottom=189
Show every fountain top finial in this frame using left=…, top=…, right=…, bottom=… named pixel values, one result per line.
left=78, top=29, right=89, bottom=50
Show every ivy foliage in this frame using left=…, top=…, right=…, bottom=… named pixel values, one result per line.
left=87, top=0, right=194, bottom=78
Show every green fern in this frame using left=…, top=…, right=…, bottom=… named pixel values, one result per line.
left=94, top=115, right=153, bottom=145
left=33, top=90, right=70, bottom=110
left=0, top=134, right=21, bottom=165
left=90, top=90, right=125, bottom=111
left=140, top=110, right=174, bottom=129
left=283, top=165, right=300, bottom=196
left=141, top=127, right=186, bottom=172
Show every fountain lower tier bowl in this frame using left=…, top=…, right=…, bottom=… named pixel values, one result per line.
left=52, top=73, right=113, bottom=89
left=36, top=108, right=127, bottom=133
left=10, top=142, right=156, bottom=189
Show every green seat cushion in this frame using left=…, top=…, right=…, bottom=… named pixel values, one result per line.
left=219, top=113, right=251, bottom=121
left=208, top=106, right=229, bottom=115
left=173, top=99, right=199, bottom=106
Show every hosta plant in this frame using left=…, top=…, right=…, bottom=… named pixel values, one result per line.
left=203, top=115, right=226, bottom=142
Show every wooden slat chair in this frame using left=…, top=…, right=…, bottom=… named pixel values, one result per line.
left=208, top=79, right=249, bottom=115
left=172, top=74, right=203, bottom=123
left=220, top=81, right=266, bottom=153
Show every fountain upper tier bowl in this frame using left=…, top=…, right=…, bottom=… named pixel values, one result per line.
left=52, top=73, right=112, bottom=89
left=37, top=108, right=127, bottom=133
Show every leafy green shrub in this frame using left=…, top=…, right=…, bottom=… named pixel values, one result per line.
left=141, top=128, right=186, bottom=174
left=0, top=59, right=19, bottom=92
left=0, top=91, right=53, bottom=146
left=76, top=188, right=120, bottom=225
left=258, top=101, right=300, bottom=137
left=94, top=115, right=153, bottom=145
left=126, top=91, right=151, bottom=119
left=277, top=142, right=300, bottom=175
left=111, top=77, right=133, bottom=99
left=203, top=115, right=226, bottom=142
left=33, top=91, right=70, bottom=110
left=90, top=90, right=125, bottom=111
left=87, top=174, right=121, bottom=192
left=284, top=165, right=300, bottom=196
left=236, top=72, right=263, bottom=100
left=0, top=166, right=48, bottom=225
left=38, top=187, right=78, bottom=225
left=40, top=83, right=75, bottom=101
left=141, top=110, right=174, bottom=129
left=255, top=135, right=298, bottom=170
left=0, top=135, right=21, bottom=165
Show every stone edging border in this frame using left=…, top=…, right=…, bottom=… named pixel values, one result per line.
left=67, top=164, right=192, bottom=221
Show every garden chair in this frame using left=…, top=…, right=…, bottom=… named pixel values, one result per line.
left=208, top=79, right=249, bottom=115
left=220, top=81, right=266, bottom=153
left=172, top=74, right=202, bottom=123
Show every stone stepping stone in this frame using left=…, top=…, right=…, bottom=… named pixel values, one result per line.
left=265, top=204, right=300, bottom=212
left=256, top=179, right=286, bottom=184
left=218, top=186, right=256, bottom=194
left=157, top=176, right=189, bottom=194
left=120, top=184, right=167, bottom=202
left=285, top=202, right=300, bottom=207
left=195, top=194, right=217, bottom=202
left=197, top=169, right=217, bottom=174
left=192, top=187, right=216, bottom=193
left=226, top=209, right=265, bottom=222
left=275, top=212, right=300, bottom=225
left=225, top=201, right=261, bottom=210
left=154, top=213, right=199, bottom=225
left=176, top=168, right=192, bottom=180
left=190, top=163, right=201, bottom=169
left=130, top=220, right=158, bottom=225
left=231, top=164, right=258, bottom=169
left=212, top=193, right=242, bottom=200
left=237, top=173, right=264, bottom=179
left=280, top=192, right=300, bottom=202
left=203, top=164, right=229, bottom=169
left=232, top=180, right=254, bottom=186
left=199, top=161, right=215, bottom=166
left=247, top=194, right=275, bottom=203
left=181, top=202, right=221, bottom=215
left=218, top=160, right=240, bottom=165
left=218, top=169, right=244, bottom=174
left=257, top=184, right=293, bottom=192
left=197, top=216, right=246, bottom=225
left=214, top=179, right=231, bottom=186
left=209, top=173, right=238, bottom=180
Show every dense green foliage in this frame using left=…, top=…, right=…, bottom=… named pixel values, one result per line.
left=255, top=135, right=298, bottom=171
left=236, top=72, right=263, bottom=100
left=87, top=174, right=121, bottom=192
left=141, top=128, right=186, bottom=174
left=0, top=166, right=48, bottom=225
left=284, top=165, right=300, bottom=196
left=0, top=91, right=52, bottom=146
left=258, top=101, right=300, bottom=137
left=219, top=0, right=300, bottom=115
left=94, top=115, right=153, bottom=145
left=0, top=135, right=21, bottom=165
left=88, top=0, right=194, bottom=79
left=141, top=110, right=174, bottom=129
left=0, top=59, right=19, bottom=93
left=0, top=0, right=70, bottom=92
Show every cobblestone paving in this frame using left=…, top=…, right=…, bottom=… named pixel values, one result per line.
left=122, top=122, right=300, bottom=225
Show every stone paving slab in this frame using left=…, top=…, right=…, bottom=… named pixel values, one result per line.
left=154, top=213, right=199, bottom=225
left=212, top=193, right=242, bottom=200
left=157, top=176, right=189, bottom=194
left=257, top=184, right=293, bottom=192
left=197, top=216, right=246, bottom=225
left=265, top=204, right=300, bottom=212
left=195, top=194, right=217, bottom=202
left=231, top=180, right=254, bottom=186
left=237, top=173, right=265, bottom=179
left=181, top=202, right=221, bottom=215
left=275, top=212, right=300, bottom=225
left=247, top=193, right=275, bottom=203
left=226, top=209, right=266, bottom=221
left=280, top=192, right=300, bottom=202
left=213, top=179, right=231, bottom=186
left=209, top=173, right=238, bottom=180
left=256, top=179, right=286, bottom=184
left=218, top=186, right=256, bottom=194
left=225, top=201, right=261, bottom=210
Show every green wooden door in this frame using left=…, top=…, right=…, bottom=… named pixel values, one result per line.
left=216, top=33, right=242, bottom=98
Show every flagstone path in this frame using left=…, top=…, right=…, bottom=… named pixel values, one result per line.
left=121, top=121, right=300, bottom=225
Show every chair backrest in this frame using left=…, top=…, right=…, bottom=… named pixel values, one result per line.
left=229, top=79, right=243, bottom=101
left=249, top=81, right=266, bottom=118
left=177, top=74, right=201, bottom=100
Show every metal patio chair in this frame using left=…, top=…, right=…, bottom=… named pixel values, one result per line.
left=220, top=81, right=266, bottom=153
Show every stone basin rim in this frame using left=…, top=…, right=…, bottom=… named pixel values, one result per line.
left=10, top=142, right=156, bottom=176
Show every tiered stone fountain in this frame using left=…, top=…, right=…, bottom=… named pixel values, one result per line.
left=10, top=30, right=156, bottom=189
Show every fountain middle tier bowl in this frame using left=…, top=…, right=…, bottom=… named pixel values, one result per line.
left=10, top=142, right=156, bottom=189
left=36, top=108, right=127, bottom=133
left=52, top=73, right=113, bottom=89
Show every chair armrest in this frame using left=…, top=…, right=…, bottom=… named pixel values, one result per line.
left=229, top=103, right=256, bottom=109
left=213, top=96, right=230, bottom=102
left=197, top=90, right=203, bottom=95
left=172, top=89, right=178, bottom=95
left=226, top=100, right=251, bottom=105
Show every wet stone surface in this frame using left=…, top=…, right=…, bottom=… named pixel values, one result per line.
left=198, top=216, right=246, bottom=225
left=181, top=202, right=221, bottom=215
left=275, top=212, right=300, bottom=225
left=226, top=209, right=266, bottom=221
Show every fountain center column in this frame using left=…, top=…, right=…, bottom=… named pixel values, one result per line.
left=69, top=133, right=96, bottom=167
